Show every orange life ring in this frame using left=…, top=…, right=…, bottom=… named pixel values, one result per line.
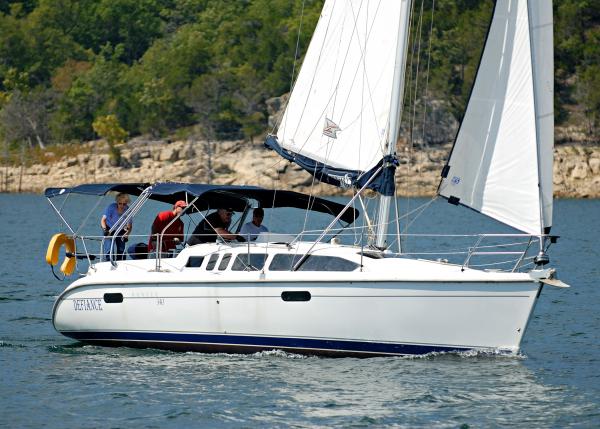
left=46, top=233, right=76, bottom=276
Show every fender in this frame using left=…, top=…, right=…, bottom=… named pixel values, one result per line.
left=46, top=233, right=76, bottom=276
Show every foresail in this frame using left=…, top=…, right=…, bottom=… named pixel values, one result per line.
left=438, top=0, right=554, bottom=235
left=271, top=0, right=404, bottom=193
left=530, top=1, right=554, bottom=233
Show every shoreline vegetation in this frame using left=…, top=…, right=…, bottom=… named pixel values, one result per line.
left=1, top=134, right=598, bottom=198
left=0, top=1, right=598, bottom=197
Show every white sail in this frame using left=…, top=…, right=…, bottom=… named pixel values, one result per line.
left=439, top=0, right=554, bottom=235
left=530, top=1, right=554, bottom=232
left=276, top=0, right=404, bottom=173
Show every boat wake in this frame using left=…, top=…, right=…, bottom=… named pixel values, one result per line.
left=396, top=348, right=526, bottom=360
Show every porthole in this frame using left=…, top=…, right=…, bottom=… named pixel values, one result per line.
left=281, top=291, right=311, bottom=302
left=103, top=293, right=123, bottom=303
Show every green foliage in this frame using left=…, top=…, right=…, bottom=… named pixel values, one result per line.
left=92, top=114, right=128, bottom=145
left=0, top=0, right=598, bottom=148
left=92, top=114, right=128, bottom=165
left=576, top=64, right=600, bottom=136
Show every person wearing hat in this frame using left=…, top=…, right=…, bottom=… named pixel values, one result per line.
left=148, top=200, right=187, bottom=255
left=239, top=207, right=268, bottom=241
left=187, top=208, right=239, bottom=245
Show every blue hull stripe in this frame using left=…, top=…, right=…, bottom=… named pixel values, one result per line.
left=60, top=330, right=470, bottom=356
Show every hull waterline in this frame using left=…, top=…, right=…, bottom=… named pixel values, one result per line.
left=53, top=279, right=542, bottom=357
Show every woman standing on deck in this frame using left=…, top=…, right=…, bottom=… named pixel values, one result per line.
left=100, top=193, right=132, bottom=260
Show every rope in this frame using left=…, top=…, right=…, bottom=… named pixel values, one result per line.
left=421, top=0, right=436, bottom=150
left=272, top=0, right=308, bottom=136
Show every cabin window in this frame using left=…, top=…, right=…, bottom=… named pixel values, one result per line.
left=232, top=254, right=268, bottom=271
left=185, top=256, right=205, bottom=268
left=218, top=253, right=232, bottom=270
left=206, top=254, right=219, bottom=270
left=269, top=254, right=359, bottom=272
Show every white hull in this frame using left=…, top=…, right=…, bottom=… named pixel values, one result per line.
left=52, top=243, right=543, bottom=356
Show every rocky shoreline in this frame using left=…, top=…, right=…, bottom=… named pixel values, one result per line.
left=1, top=138, right=598, bottom=198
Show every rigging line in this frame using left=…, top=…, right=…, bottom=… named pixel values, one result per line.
left=333, top=0, right=387, bottom=156
left=358, top=1, right=367, bottom=171
left=75, top=194, right=104, bottom=236
left=353, top=189, right=361, bottom=245
left=302, top=156, right=320, bottom=238
left=288, top=0, right=306, bottom=102
left=289, top=0, right=386, bottom=164
left=421, top=0, right=436, bottom=152
left=236, top=152, right=287, bottom=188
left=332, top=195, right=436, bottom=248
left=402, top=195, right=437, bottom=233
left=410, top=0, right=425, bottom=150
left=320, top=0, right=369, bottom=165
left=394, top=191, right=401, bottom=253
left=47, top=197, right=76, bottom=235
left=286, top=1, right=337, bottom=144
left=402, top=0, right=418, bottom=234
left=292, top=163, right=383, bottom=271
left=275, top=0, right=308, bottom=136
left=354, top=194, right=436, bottom=233
left=321, top=0, right=348, bottom=165
left=407, top=0, right=426, bottom=244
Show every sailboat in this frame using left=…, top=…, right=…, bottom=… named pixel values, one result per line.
left=46, top=0, right=567, bottom=357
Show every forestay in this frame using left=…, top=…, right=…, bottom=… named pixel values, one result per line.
left=438, top=0, right=554, bottom=235
left=268, top=0, right=404, bottom=194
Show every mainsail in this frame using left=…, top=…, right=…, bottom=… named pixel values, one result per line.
left=439, top=0, right=554, bottom=235
left=266, top=0, right=406, bottom=196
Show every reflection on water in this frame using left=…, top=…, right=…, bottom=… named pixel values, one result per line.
left=0, top=195, right=599, bottom=427
left=22, top=345, right=597, bottom=427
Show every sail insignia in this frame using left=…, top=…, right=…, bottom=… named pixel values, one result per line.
left=323, top=118, right=341, bottom=139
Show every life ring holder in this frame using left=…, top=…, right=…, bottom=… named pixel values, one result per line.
left=46, top=233, right=76, bottom=279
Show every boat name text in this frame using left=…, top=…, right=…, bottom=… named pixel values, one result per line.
left=73, top=298, right=103, bottom=311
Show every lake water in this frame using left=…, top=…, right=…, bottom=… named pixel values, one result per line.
left=1, top=194, right=599, bottom=427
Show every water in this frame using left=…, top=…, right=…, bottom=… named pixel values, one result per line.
left=1, top=194, right=599, bottom=427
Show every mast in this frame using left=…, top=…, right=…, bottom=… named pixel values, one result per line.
left=528, top=0, right=554, bottom=264
left=375, top=0, right=412, bottom=249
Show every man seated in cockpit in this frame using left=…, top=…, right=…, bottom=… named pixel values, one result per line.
left=240, top=207, right=269, bottom=241
left=187, top=208, right=240, bottom=245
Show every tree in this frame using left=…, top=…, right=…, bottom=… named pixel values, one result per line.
left=0, top=88, right=54, bottom=149
left=576, top=64, right=600, bottom=136
left=54, top=44, right=129, bottom=141
left=184, top=74, right=224, bottom=184
left=92, top=114, right=128, bottom=166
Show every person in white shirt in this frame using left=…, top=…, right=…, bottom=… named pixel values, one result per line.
left=240, top=207, right=268, bottom=241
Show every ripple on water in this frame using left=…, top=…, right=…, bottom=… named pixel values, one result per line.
left=1, top=197, right=599, bottom=428
left=8, top=316, right=51, bottom=323
left=0, top=341, right=27, bottom=348
left=0, top=296, right=25, bottom=302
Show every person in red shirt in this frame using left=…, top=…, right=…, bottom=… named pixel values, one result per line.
left=148, top=200, right=187, bottom=254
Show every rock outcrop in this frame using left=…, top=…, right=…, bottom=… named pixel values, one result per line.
left=0, top=138, right=598, bottom=198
